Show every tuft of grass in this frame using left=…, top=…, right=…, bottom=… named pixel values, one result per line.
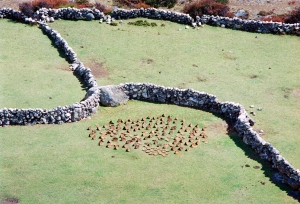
left=110, top=22, right=118, bottom=26
left=128, top=20, right=154, bottom=27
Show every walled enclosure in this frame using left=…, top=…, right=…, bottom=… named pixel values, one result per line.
left=1, top=7, right=299, bottom=35
left=0, top=7, right=299, bottom=191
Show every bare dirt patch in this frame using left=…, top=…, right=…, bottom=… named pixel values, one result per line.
left=141, top=58, right=154, bottom=65
left=0, top=0, right=23, bottom=9
left=207, top=120, right=235, bottom=136
left=86, top=59, right=109, bottom=78
left=2, top=198, right=19, bottom=204
left=281, top=87, right=293, bottom=99
left=250, top=74, right=258, bottom=79
left=196, top=75, right=207, bottom=82
left=147, top=59, right=153, bottom=64
left=228, top=0, right=300, bottom=19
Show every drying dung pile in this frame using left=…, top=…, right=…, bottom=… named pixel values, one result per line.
left=87, top=114, right=209, bottom=156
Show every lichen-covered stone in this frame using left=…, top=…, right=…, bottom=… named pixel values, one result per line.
left=99, top=85, right=129, bottom=107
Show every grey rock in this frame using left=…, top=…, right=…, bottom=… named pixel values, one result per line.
left=99, top=85, right=129, bottom=107
left=272, top=172, right=286, bottom=183
left=72, top=108, right=82, bottom=121
left=86, top=13, right=95, bottom=21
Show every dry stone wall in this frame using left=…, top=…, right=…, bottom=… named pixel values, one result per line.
left=0, top=7, right=299, bottom=191
left=111, top=8, right=299, bottom=35
left=0, top=21, right=100, bottom=126
left=111, top=8, right=193, bottom=24
left=0, top=7, right=106, bottom=24
left=197, top=15, right=300, bottom=35
left=119, top=82, right=300, bottom=189
left=1, top=7, right=299, bottom=35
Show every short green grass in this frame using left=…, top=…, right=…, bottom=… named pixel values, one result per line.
left=50, top=19, right=300, bottom=167
left=1, top=18, right=300, bottom=203
left=0, top=20, right=85, bottom=109
left=1, top=101, right=298, bottom=203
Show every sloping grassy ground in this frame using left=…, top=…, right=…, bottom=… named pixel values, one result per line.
left=0, top=19, right=300, bottom=203
left=1, top=101, right=298, bottom=203
left=0, top=20, right=85, bottom=109
left=50, top=19, right=300, bottom=168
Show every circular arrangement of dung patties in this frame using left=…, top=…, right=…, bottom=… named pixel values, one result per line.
left=87, top=114, right=209, bottom=156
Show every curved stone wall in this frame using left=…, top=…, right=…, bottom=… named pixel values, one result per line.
left=0, top=7, right=299, bottom=191
left=119, top=82, right=300, bottom=189
left=0, top=21, right=100, bottom=126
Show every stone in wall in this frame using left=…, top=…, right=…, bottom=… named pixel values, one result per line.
left=99, top=85, right=129, bottom=107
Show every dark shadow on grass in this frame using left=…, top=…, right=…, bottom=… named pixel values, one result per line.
left=7, top=19, right=20, bottom=24
left=72, top=72, right=89, bottom=92
left=217, top=114, right=299, bottom=202
left=218, top=115, right=299, bottom=202
left=38, top=25, right=89, bottom=92
left=38, top=25, right=70, bottom=64
left=125, top=99, right=299, bottom=202
left=48, top=35, right=69, bottom=64
left=226, top=128, right=300, bottom=202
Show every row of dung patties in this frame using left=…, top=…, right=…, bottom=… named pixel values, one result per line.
left=111, top=8, right=193, bottom=25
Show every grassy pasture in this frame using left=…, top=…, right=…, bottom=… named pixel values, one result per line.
left=0, top=18, right=300, bottom=203
left=1, top=101, right=299, bottom=203
left=49, top=19, right=300, bottom=167
left=0, top=20, right=85, bottom=109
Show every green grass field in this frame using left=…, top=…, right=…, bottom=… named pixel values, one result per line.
left=1, top=18, right=300, bottom=203
left=0, top=20, right=85, bottom=109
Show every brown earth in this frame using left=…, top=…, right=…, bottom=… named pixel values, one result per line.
left=86, top=59, right=109, bottom=78
left=228, top=0, right=300, bottom=19
left=2, top=198, right=19, bottom=204
left=0, top=0, right=24, bottom=9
